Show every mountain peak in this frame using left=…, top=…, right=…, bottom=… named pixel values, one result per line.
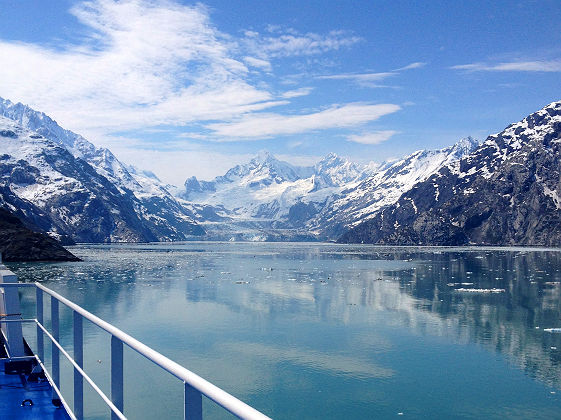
left=0, top=96, right=203, bottom=242
left=126, top=165, right=161, bottom=182
left=544, top=100, right=561, bottom=113
left=340, top=99, right=561, bottom=246
left=313, top=153, right=369, bottom=187
left=316, top=152, right=346, bottom=167
left=448, top=136, right=481, bottom=156
left=253, top=150, right=275, bottom=164
left=323, top=152, right=339, bottom=160
left=487, top=99, right=561, bottom=149
left=0, top=97, right=87, bottom=153
left=455, top=135, right=479, bottom=148
left=0, top=97, right=56, bottom=131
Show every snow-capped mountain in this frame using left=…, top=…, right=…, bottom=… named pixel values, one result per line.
left=302, top=136, right=481, bottom=237
left=180, top=151, right=370, bottom=222
left=178, top=140, right=478, bottom=240
left=339, top=100, right=561, bottom=245
left=176, top=151, right=377, bottom=240
left=0, top=98, right=204, bottom=242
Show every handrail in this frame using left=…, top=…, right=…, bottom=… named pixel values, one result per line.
left=34, top=283, right=271, bottom=420
left=0, top=282, right=271, bottom=420
left=36, top=320, right=126, bottom=420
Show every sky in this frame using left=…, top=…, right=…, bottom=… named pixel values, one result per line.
left=0, top=0, right=560, bottom=185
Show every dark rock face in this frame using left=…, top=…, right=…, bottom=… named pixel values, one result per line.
left=0, top=208, right=80, bottom=262
left=339, top=101, right=561, bottom=246
left=134, top=195, right=205, bottom=238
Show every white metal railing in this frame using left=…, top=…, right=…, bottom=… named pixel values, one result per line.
left=0, top=275, right=271, bottom=420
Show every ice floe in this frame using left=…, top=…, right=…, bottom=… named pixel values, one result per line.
left=543, top=328, right=561, bottom=333
left=454, top=288, right=505, bottom=293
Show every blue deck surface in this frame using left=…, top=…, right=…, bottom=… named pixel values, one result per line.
left=0, top=359, right=71, bottom=420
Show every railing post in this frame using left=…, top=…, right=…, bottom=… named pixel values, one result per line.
left=0, top=267, right=24, bottom=356
left=36, top=287, right=44, bottom=361
left=51, top=296, right=60, bottom=394
left=74, top=311, right=84, bottom=420
left=111, top=335, right=124, bottom=420
left=184, top=383, right=203, bottom=420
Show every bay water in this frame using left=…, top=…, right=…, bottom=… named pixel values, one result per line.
left=8, top=242, right=561, bottom=419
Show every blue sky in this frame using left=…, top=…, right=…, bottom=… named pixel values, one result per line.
left=1, top=0, right=560, bottom=184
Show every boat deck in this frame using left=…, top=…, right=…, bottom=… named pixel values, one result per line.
left=0, top=358, right=71, bottom=420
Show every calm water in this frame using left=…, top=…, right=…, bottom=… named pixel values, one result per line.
left=7, top=242, right=561, bottom=419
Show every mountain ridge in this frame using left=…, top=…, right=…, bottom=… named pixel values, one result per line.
left=339, top=100, right=561, bottom=245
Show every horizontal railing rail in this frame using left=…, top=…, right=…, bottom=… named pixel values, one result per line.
left=0, top=282, right=271, bottom=420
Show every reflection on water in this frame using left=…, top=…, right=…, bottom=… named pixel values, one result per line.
left=8, top=243, right=561, bottom=419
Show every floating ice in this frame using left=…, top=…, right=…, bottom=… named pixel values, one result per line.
left=455, top=288, right=505, bottom=293
left=543, top=328, right=561, bottom=333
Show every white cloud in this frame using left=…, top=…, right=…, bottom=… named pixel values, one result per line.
left=207, top=103, right=401, bottom=139
left=280, top=87, right=314, bottom=98
left=0, top=0, right=370, bottom=145
left=393, top=62, right=426, bottom=71
left=317, top=61, right=426, bottom=87
left=245, top=29, right=362, bottom=58
left=287, top=140, right=303, bottom=148
left=452, top=59, right=561, bottom=72
left=317, top=72, right=395, bottom=82
left=0, top=0, right=408, bottom=181
left=347, top=130, right=398, bottom=145
left=0, top=0, right=286, bottom=137
left=243, top=56, right=272, bottom=71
